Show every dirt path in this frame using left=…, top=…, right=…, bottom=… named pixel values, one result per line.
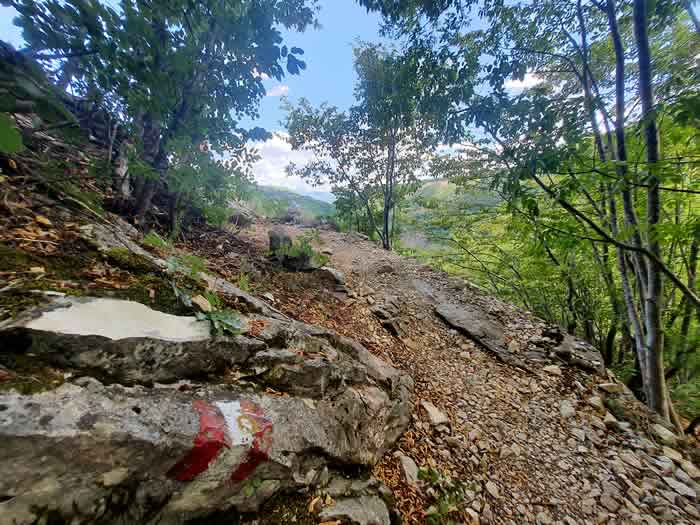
left=238, top=224, right=699, bottom=525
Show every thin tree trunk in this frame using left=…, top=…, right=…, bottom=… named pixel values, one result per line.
left=675, top=234, right=699, bottom=382
left=633, top=0, right=669, bottom=420
left=604, top=0, right=649, bottom=397
left=134, top=113, right=162, bottom=225
left=382, top=128, right=396, bottom=251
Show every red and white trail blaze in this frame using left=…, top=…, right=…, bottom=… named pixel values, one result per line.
left=167, top=399, right=273, bottom=484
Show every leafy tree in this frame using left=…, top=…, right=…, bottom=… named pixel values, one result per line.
left=5, top=0, right=319, bottom=226
left=286, top=43, right=436, bottom=249
left=362, top=0, right=700, bottom=424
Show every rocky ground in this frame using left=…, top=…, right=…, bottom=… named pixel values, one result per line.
left=0, top=177, right=698, bottom=524
left=232, top=223, right=700, bottom=525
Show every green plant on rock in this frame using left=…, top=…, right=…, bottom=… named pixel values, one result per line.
left=275, top=232, right=329, bottom=267
left=237, top=273, right=251, bottom=292
left=204, top=290, right=223, bottom=310
left=142, top=232, right=172, bottom=252
left=170, top=281, right=194, bottom=308
left=418, top=468, right=471, bottom=525
left=196, top=308, right=245, bottom=337
left=170, top=280, right=243, bottom=336
left=166, top=253, right=208, bottom=281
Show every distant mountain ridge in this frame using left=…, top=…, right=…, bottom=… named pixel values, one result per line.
left=245, top=185, right=335, bottom=220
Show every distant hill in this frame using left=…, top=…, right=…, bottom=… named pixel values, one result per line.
left=245, top=185, right=335, bottom=221
left=399, top=179, right=500, bottom=252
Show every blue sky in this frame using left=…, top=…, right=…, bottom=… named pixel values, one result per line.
left=0, top=1, right=388, bottom=196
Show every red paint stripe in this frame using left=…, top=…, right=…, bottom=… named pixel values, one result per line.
left=168, top=400, right=229, bottom=481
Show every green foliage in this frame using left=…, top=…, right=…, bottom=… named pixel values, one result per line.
left=274, top=231, right=329, bottom=267
left=170, top=281, right=194, bottom=308
left=418, top=468, right=471, bottom=525
left=195, top=308, right=245, bottom=337
left=0, top=113, right=23, bottom=154
left=142, top=232, right=172, bottom=252
left=359, top=0, right=700, bottom=421
left=237, top=273, right=251, bottom=292
left=166, top=253, right=208, bottom=281
left=202, top=205, right=233, bottom=228
left=285, top=42, right=439, bottom=248
left=170, top=278, right=244, bottom=336
left=9, top=0, right=320, bottom=228
left=203, top=290, right=223, bottom=310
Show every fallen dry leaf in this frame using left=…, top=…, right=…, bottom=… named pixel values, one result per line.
left=308, top=496, right=322, bottom=514
left=35, top=215, right=52, bottom=226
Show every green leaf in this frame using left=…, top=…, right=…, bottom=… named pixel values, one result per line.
left=0, top=114, right=24, bottom=154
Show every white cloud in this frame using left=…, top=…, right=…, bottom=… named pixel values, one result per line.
left=266, top=84, right=289, bottom=97
left=251, top=132, right=333, bottom=194
left=504, top=73, right=543, bottom=91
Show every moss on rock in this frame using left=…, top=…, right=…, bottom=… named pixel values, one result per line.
left=104, top=247, right=160, bottom=274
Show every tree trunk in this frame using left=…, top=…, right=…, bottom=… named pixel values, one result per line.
left=113, top=140, right=131, bottom=199
left=633, top=0, right=669, bottom=420
left=604, top=325, right=618, bottom=365
left=133, top=113, right=163, bottom=226
left=675, top=233, right=699, bottom=382
left=382, top=129, right=396, bottom=251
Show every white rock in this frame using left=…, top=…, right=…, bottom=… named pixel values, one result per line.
left=674, top=468, right=692, bottom=485
left=571, top=428, right=586, bottom=442
left=191, top=294, right=212, bottom=313
left=662, top=446, right=683, bottom=463
left=543, top=365, right=562, bottom=376
left=560, top=400, right=576, bottom=419
left=485, top=481, right=499, bottom=498
left=100, top=467, right=129, bottom=487
left=598, top=382, right=625, bottom=394
left=20, top=296, right=211, bottom=342
left=588, top=396, right=605, bottom=412
left=420, top=400, right=449, bottom=427
left=397, top=454, right=419, bottom=486
left=604, top=412, right=619, bottom=428
left=600, top=494, right=620, bottom=512
left=620, top=452, right=643, bottom=470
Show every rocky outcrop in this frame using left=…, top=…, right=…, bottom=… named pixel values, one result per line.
left=228, top=201, right=257, bottom=228
left=435, top=302, right=604, bottom=374
left=0, top=294, right=413, bottom=524
left=80, top=221, right=289, bottom=321
left=268, top=227, right=292, bottom=254
left=268, top=227, right=321, bottom=272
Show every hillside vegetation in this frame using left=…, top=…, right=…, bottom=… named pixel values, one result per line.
left=244, top=185, right=335, bottom=223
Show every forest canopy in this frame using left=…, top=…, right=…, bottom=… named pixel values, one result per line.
left=353, top=0, right=700, bottom=425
